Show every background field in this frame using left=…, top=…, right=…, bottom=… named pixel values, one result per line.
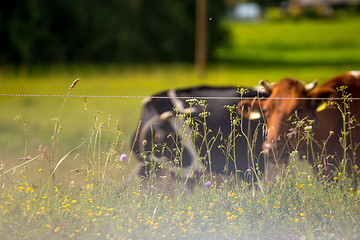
left=1, top=16, right=360, bottom=184
left=1, top=14, right=360, bottom=240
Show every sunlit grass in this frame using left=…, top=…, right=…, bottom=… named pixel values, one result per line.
left=217, top=16, right=360, bottom=65
left=1, top=75, right=360, bottom=239
left=1, top=63, right=358, bottom=164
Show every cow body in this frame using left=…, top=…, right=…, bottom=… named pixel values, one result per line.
left=131, top=86, right=269, bottom=186
left=239, top=71, right=360, bottom=175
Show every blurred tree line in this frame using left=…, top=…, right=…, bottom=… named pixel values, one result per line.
left=0, top=0, right=227, bottom=64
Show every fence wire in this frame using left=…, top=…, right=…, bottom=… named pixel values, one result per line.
left=1, top=93, right=360, bottom=101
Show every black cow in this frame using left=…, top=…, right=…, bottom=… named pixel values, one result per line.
left=129, top=86, right=269, bottom=188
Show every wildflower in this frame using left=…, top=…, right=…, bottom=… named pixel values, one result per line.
left=246, top=168, right=251, bottom=172
left=120, top=154, right=127, bottom=162
left=205, top=181, right=212, bottom=188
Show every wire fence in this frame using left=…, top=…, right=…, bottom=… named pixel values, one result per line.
left=0, top=93, right=359, bottom=101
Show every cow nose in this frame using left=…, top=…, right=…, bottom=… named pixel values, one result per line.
left=263, top=140, right=283, bottom=155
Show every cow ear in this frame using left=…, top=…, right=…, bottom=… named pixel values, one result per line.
left=237, top=99, right=262, bottom=120
left=308, top=87, right=338, bottom=112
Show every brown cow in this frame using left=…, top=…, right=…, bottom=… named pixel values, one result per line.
left=237, top=71, right=360, bottom=176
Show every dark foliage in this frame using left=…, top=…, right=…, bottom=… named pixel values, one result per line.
left=0, top=0, right=228, bottom=64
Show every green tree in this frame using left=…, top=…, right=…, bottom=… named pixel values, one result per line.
left=0, top=0, right=228, bottom=64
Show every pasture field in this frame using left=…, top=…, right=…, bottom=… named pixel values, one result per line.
left=0, top=64, right=358, bottom=183
left=1, top=16, right=360, bottom=239
left=217, top=16, right=360, bottom=65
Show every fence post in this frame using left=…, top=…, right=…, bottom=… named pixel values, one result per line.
left=195, top=0, right=207, bottom=80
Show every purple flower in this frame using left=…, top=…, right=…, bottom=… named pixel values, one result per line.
left=120, top=154, right=127, bottom=162
left=246, top=168, right=251, bottom=172
left=205, top=181, right=212, bottom=188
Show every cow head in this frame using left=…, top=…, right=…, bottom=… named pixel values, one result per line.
left=237, top=78, right=338, bottom=164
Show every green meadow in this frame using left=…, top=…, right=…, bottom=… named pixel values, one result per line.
left=1, top=16, right=360, bottom=239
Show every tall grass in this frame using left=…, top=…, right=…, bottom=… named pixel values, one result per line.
left=1, top=78, right=359, bottom=239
